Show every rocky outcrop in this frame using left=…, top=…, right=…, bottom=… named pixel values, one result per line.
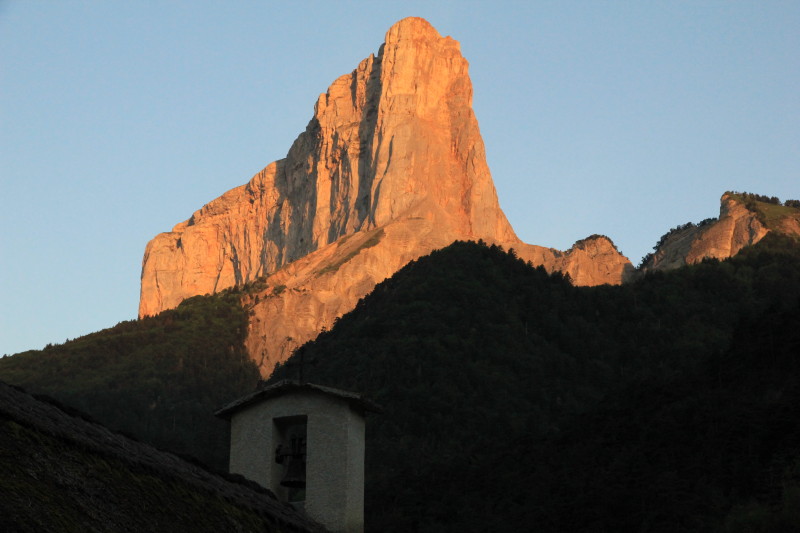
left=140, top=17, right=633, bottom=375
left=642, top=193, right=800, bottom=272
left=552, top=235, right=636, bottom=286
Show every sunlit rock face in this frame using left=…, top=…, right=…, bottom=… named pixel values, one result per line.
left=642, top=193, right=800, bottom=272
left=139, top=17, right=633, bottom=375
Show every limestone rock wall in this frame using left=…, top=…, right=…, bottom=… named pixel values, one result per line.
left=139, top=17, right=634, bottom=376
left=139, top=18, right=518, bottom=317
left=644, top=194, right=772, bottom=272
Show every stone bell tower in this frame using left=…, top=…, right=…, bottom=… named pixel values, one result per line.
left=216, top=380, right=380, bottom=533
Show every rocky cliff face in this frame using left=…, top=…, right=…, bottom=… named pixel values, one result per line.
left=140, top=17, right=633, bottom=375
left=642, top=193, right=800, bottom=272
left=139, top=17, right=516, bottom=317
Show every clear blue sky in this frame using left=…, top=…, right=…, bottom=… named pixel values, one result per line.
left=2, top=1, right=798, bottom=356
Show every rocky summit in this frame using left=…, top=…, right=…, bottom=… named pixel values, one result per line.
left=642, top=192, right=800, bottom=272
left=139, top=17, right=634, bottom=375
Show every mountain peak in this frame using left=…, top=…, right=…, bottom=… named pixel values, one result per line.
left=139, top=18, right=632, bottom=373
left=384, top=17, right=443, bottom=44
left=139, top=17, right=519, bottom=318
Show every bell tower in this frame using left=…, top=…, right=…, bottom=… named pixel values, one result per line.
left=216, top=380, right=380, bottom=533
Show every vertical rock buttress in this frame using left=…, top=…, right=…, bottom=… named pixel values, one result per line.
left=139, top=18, right=520, bottom=318
left=139, top=17, right=633, bottom=374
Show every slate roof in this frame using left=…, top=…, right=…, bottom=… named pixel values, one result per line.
left=215, top=380, right=383, bottom=420
left=0, top=380, right=329, bottom=533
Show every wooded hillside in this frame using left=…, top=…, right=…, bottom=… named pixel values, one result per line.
left=0, top=290, right=260, bottom=470
left=272, top=235, right=800, bottom=532
left=2, top=235, right=799, bottom=531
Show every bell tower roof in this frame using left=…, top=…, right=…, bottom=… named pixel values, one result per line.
left=215, top=380, right=382, bottom=420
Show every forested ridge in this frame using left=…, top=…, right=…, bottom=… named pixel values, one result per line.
left=271, top=234, right=800, bottom=532
left=2, top=235, right=800, bottom=531
left=0, top=289, right=260, bottom=470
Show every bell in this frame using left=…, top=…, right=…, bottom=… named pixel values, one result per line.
left=280, top=455, right=306, bottom=488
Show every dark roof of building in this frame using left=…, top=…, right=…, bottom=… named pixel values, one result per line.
left=215, top=380, right=383, bottom=420
left=0, top=380, right=329, bottom=533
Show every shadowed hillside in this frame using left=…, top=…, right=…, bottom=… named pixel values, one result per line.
left=0, top=290, right=261, bottom=470
left=270, top=235, right=800, bottom=532
left=2, top=236, right=800, bottom=531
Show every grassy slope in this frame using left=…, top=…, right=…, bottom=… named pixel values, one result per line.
left=727, top=193, right=800, bottom=230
